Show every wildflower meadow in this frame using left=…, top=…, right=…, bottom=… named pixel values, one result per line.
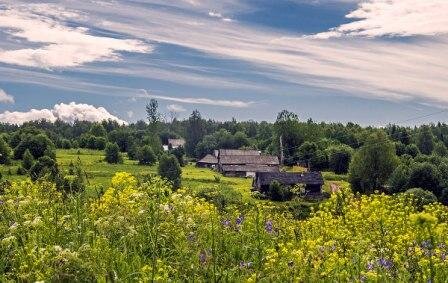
left=1, top=172, right=448, bottom=282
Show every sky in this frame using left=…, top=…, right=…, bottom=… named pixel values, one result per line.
left=0, top=0, right=447, bottom=126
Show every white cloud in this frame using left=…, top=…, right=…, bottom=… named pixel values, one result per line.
left=127, top=110, right=134, bottom=118
left=0, top=4, right=150, bottom=68
left=0, top=102, right=127, bottom=125
left=0, top=89, right=14, bottom=103
left=208, top=11, right=233, bottom=22
left=142, top=91, right=253, bottom=108
left=167, top=104, right=187, bottom=113
left=313, top=0, right=448, bottom=38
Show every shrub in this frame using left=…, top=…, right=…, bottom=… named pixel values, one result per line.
left=22, top=149, right=35, bottom=170
left=158, top=154, right=182, bottom=189
left=327, top=145, right=352, bottom=174
left=29, top=156, right=59, bottom=181
left=195, top=185, right=243, bottom=211
left=137, top=145, right=157, bottom=165
left=408, top=162, right=441, bottom=196
left=14, top=133, right=55, bottom=160
left=268, top=180, right=293, bottom=201
left=404, top=188, right=438, bottom=211
left=0, top=137, right=12, bottom=165
left=104, top=143, right=122, bottom=164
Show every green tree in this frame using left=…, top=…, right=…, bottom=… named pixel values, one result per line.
left=29, top=156, right=59, bottom=182
left=158, top=154, right=182, bottom=189
left=388, top=164, right=410, bottom=194
left=408, top=162, right=441, bottom=196
left=404, top=144, right=419, bottom=158
left=0, top=137, right=12, bottom=165
left=404, top=188, right=438, bottom=211
left=327, top=145, right=352, bottom=174
left=417, top=126, right=434, bottom=155
left=146, top=99, right=161, bottom=134
left=275, top=110, right=303, bottom=166
left=89, top=123, right=107, bottom=137
left=433, top=142, right=448, bottom=157
left=138, top=145, right=157, bottom=165
left=14, top=133, right=55, bottom=160
left=170, top=146, right=185, bottom=167
left=105, top=143, right=122, bottom=164
left=22, top=149, right=35, bottom=170
left=185, top=110, right=205, bottom=157
left=349, top=132, right=398, bottom=194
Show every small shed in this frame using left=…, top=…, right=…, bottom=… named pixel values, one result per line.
left=253, top=171, right=324, bottom=193
left=221, top=165, right=279, bottom=178
left=196, top=154, right=218, bottom=168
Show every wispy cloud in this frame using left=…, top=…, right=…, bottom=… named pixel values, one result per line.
left=0, top=102, right=127, bottom=125
left=0, top=89, right=14, bottom=103
left=313, top=0, right=448, bottom=38
left=167, top=104, right=187, bottom=113
left=208, top=11, right=233, bottom=22
left=0, top=4, right=150, bottom=68
left=142, top=90, right=253, bottom=108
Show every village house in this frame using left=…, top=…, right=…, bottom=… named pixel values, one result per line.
left=163, top=138, right=185, bottom=151
left=252, top=171, right=324, bottom=194
left=218, top=153, right=280, bottom=177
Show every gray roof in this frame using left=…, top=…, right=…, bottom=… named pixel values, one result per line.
left=197, top=154, right=218, bottom=164
left=221, top=165, right=279, bottom=173
left=255, top=172, right=324, bottom=186
left=219, top=155, right=279, bottom=166
left=219, top=149, right=260, bottom=156
left=168, top=139, right=185, bottom=147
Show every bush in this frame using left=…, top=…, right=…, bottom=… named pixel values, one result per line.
left=137, top=145, right=157, bottom=165
left=104, top=143, right=122, bottom=164
left=14, top=133, right=55, bottom=160
left=404, top=188, right=438, bottom=211
left=388, top=165, right=410, bottom=194
left=16, top=166, right=27, bottom=175
left=0, top=137, right=12, bottom=165
left=408, top=162, right=441, bottom=196
left=22, top=149, right=35, bottom=170
left=158, top=154, right=182, bottom=189
left=170, top=146, right=185, bottom=167
left=268, top=180, right=293, bottom=201
left=440, top=188, right=448, bottom=205
left=195, top=185, right=243, bottom=211
left=29, top=156, right=59, bottom=182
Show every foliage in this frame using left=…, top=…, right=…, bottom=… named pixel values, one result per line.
left=404, top=188, right=438, bottom=211
left=22, top=149, right=34, bottom=170
left=268, top=180, right=293, bottom=201
left=275, top=110, right=303, bottom=166
left=388, top=164, right=410, bottom=194
left=1, top=177, right=448, bottom=281
left=137, top=145, right=157, bottom=165
left=349, top=132, right=398, bottom=194
left=417, top=126, right=435, bottom=155
left=185, top=110, right=206, bottom=157
left=158, top=154, right=182, bottom=189
left=408, top=162, right=442, bottom=197
left=104, top=143, right=122, bottom=164
left=0, top=137, right=12, bottom=165
left=29, top=156, right=59, bottom=182
left=327, top=144, right=352, bottom=174
left=170, top=146, right=185, bottom=166
left=14, top=133, right=55, bottom=160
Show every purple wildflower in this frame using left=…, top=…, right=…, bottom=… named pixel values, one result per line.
left=222, top=219, right=231, bottom=228
left=367, top=262, right=374, bottom=271
left=377, top=258, right=393, bottom=270
left=199, top=250, right=207, bottom=265
left=187, top=232, right=195, bottom=242
left=239, top=261, right=253, bottom=269
left=236, top=215, right=244, bottom=225
left=265, top=220, right=273, bottom=233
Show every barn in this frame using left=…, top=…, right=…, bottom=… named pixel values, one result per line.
left=221, top=164, right=279, bottom=177
left=252, top=171, right=324, bottom=193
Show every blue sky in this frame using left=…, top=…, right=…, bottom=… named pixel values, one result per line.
left=0, top=0, right=447, bottom=126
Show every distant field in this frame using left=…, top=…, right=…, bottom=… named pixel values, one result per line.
left=1, top=149, right=348, bottom=200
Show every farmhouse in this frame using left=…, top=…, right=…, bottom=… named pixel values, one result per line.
left=196, top=154, right=218, bottom=168
left=253, top=171, right=324, bottom=193
left=219, top=154, right=280, bottom=177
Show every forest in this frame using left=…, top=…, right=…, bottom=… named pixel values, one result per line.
left=1, top=100, right=448, bottom=281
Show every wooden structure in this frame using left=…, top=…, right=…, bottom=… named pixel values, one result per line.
left=196, top=154, right=218, bottom=168
left=221, top=164, right=279, bottom=177
left=252, top=171, right=324, bottom=193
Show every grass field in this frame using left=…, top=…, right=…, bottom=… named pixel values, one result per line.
left=0, top=149, right=348, bottom=202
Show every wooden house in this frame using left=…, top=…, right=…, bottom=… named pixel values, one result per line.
left=196, top=154, right=218, bottom=168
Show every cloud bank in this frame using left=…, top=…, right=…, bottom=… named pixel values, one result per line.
left=167, top=104, right=187, bottom=113
left=0, top=4, right=150, bottom=68
left=0, top=89, right=14, bottom=103
left=313, top=0, right=448, bottom=38
left=0, top=102, right=127, bottom=125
